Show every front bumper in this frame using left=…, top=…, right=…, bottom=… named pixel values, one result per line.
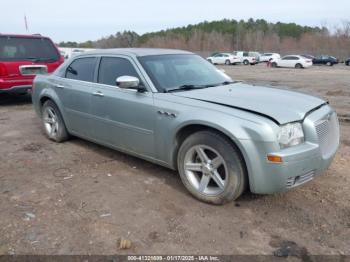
left=242, top=104, right=339, bottom=194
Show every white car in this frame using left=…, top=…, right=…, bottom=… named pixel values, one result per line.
left=271, top=55, right=313, bottom=69
left=207, top=53, right=241, bottom=65
left=259, top=53, right=281, bottom=62
left=232, top=51, right=258, bottom=65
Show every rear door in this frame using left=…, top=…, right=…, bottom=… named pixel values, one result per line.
left=54, top=57, right=98, bottom=138
left=212, top=54, right=222, bottom=64
left=313, top=56, right=322, bottom=64
left=90, top=56, right=156, bottom=157
left=280, top=56, right=293, bottom=67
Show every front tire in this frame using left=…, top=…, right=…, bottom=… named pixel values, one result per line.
left=326, top=62, right=333, bottom=66
left=177, top=130, right=247, bottom=205
left=271, top=62, right=278, bottom=68
left=41, top=100, right=69, bottom=142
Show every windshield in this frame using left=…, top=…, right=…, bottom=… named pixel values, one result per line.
left=0, top=36, right=60, bottom=62
left=138, top=54, right=232, bottom=92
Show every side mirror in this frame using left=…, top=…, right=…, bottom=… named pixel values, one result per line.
left=116, top=76, right=146, bottom=92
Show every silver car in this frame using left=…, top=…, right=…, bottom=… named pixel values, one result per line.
left=32, top=48, right=340, bottom=204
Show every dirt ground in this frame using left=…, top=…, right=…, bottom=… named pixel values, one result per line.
left=0, top=64, right=349, bottom=256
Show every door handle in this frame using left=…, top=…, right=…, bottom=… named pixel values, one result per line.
left=92, top=91, right=104, bottom=97
left=54, top=84, right=65, bottom=89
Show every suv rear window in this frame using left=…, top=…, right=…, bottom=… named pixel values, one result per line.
left=0, top=36, right=59, bottom=62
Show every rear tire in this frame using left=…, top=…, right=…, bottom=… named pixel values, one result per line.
left=326, top=62, right=333, bottom=66
left=177, top=130, right=247, bottom=205
left=295, top=63, right=303, bottom=69
left=225, top=60, right=231, bottom=65
left=243, top=60, right=249, bottom=65
left=41, top=100, right=69, bottom=143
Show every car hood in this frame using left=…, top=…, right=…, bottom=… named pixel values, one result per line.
left=172, top=83, right=326, bottom=125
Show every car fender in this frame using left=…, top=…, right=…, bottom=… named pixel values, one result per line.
left=162, top=104, right=279, bottom=168
left=168, top=117, right=277, bottom=193
left=33, top=77, right=67, bottom=121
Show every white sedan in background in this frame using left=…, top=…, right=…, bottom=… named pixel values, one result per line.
left=207, top=53, right=241, bottom=65
left=271, top=55, right=313, bottom=69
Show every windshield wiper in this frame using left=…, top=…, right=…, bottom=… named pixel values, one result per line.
left=22, top=57, right=57, bottom=62
left=166, top=84, right=213, bottom=93
left=36, top=58, right=57, bottom=62
left=23, top=57, right=40, bottom=62
left=165, top=81, right=240, bottom=93
left=213, top=81, right=241, bottom=86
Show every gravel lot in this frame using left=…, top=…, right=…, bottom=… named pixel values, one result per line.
left=0, top=64, right=349, bottom=256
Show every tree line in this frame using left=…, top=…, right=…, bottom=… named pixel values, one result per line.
left=58, top=19, right=350, bottom=59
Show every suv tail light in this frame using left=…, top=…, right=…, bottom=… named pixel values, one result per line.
left=0, top=63, right=8, bottom=77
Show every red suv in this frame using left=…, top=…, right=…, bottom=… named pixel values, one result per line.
left=0, top=34, right=64, bottom=94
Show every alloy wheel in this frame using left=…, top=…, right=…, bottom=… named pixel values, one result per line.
left=43, top=106, right=59, bottom=139
left=183, top=145, right=228, bottom=196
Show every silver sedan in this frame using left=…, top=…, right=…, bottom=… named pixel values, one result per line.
left=32, top=48, right=340, bottom=204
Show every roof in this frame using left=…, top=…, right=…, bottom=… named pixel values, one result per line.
left=0, top=33, right=48, bottom=39
left=81, top=48, right=193, bottom=57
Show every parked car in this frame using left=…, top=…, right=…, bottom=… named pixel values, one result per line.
left=312, top=55, right=339, bottom=66
left=259, top=53, right=281, bottom=62
left=206, top=53, right=240, bottom=65
left=32, top=48, right=339, bottom=204
left=0, top=34, right=63, bottom=94
left=232, top=51, right=257, bottom=65
left=271, top=55, right=313, bottom=69
left=345, top=58, right=350, bottom=66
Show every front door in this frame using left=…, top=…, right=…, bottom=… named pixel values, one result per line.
left=90, top=56, right=156, bottom=157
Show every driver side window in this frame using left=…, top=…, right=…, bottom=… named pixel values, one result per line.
left=98, top=57, right=140, bottom=86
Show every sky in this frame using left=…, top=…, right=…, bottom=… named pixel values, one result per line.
left=1, top=0, right=349, bottom=43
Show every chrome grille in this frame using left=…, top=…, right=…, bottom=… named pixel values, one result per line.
left=315, top=112, right=339, bottom=158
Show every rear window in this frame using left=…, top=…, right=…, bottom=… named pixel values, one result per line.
left=66, top=57, right=97, bottom=82
left=0, top=36, right=59, bottom=62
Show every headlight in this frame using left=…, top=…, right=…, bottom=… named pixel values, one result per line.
left=277, top=122, right=304, bottom=149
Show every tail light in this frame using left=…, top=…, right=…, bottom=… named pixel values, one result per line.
left=0, top=63, right=8, bottom=77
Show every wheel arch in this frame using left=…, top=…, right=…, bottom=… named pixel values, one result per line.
left=172, top=123, right=250, bottom=189
left=36, top=90, right=67, bottom=126
left=39, top=96, right=52, bottom=112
